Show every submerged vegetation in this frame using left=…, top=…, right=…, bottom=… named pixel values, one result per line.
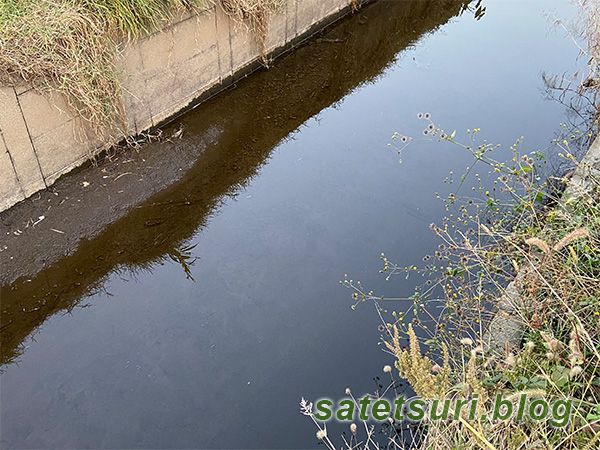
left=0, top=0, right=283, bottom=138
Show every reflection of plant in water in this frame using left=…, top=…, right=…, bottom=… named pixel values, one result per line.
left=167, top=243, right=199, bottom=281
left=460, top=0, right=486, bottom=21
left=543, top=0, right=600, bottom=139
left=300, top=370, right=426, bottom=450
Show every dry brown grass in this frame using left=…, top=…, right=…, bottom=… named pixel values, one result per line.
left=0, top=0, right=284, bottom=139
left=574, top=0, right=600, bottom=88
left=335, top=122, right=600, bottom=449
left=0, top=1, right=124, bottom=138
left=544, top=0, right=600, bottom=122
left=220, top=0, right=284, bottom=65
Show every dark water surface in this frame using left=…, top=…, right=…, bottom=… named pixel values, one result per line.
left=0, top=0, right=581, bottom=448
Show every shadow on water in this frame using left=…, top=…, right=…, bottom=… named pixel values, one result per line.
left=1, top=0, right=469, bottom=368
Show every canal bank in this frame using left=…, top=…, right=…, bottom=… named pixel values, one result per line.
left=484, top=132, right=600, bottom=352
left=0, top=0, right=367, bottom=213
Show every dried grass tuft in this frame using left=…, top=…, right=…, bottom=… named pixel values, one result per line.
left=220, top=0, right=284, bottom=66
left=0, top=1, right=125, bottom=137
left=0, top=0, right=283, bottom=138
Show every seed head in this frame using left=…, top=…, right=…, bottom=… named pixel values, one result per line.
left=505, top=353, right=516, bottom=368
left=524, top=341, right=535, bottom=353
left=570, top=365, right=583, bottom=377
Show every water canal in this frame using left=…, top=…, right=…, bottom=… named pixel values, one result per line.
left=0, top=0, right=583, bottom=447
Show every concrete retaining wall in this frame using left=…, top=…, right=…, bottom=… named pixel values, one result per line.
left=0, top=0, right=357, bottom=212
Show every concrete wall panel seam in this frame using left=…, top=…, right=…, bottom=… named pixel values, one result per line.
left=227, top=9, right=234, bottom=76
left=1, top=132, right=25, bottom=198
left=214, top=7, right=223, bottom=81
left=13, top=88, right=47, bottom=187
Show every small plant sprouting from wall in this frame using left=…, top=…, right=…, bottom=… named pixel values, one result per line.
left=220, top=0, right=285, bottom=66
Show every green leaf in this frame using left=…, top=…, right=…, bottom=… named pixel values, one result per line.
left=483, top=373, right=503, bottom=386
left=587, top=404, right=600, bottom=421
left=551, top=366, right=570, bottom=388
